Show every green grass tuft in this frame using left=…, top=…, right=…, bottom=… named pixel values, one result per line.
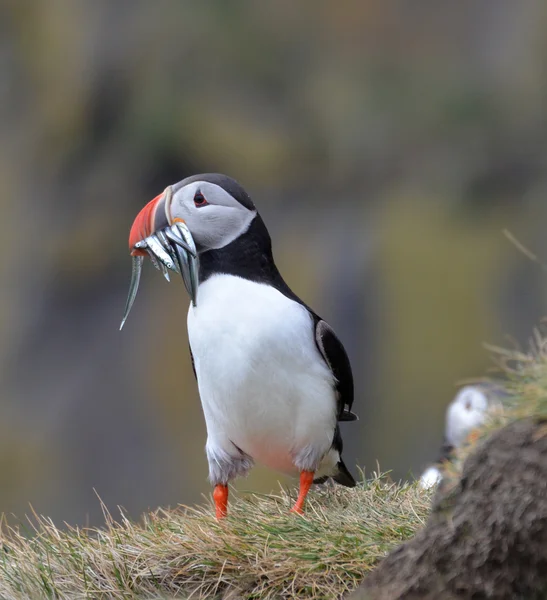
left=0, top=476, right=430, bottom=599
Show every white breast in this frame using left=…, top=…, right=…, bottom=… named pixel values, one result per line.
left=187, top=274, right=337, bottom=474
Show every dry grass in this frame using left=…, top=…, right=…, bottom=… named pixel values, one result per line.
left=3, top=330, right=547, bottom=599
left=0, top=475, right=430, bottom=599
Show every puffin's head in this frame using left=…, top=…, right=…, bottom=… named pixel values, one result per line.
left=445, top=385, right=489, bottom=447
left=129, top=174, right=256, bottom=256
left=120, top=174, right=256, bottom=329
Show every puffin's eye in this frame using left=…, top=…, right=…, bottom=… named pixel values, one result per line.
left=194, top=192, right=208, bottom=207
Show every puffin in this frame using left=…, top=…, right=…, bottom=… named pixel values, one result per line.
left=120, top=174, right=357, bottom=517
left=419, top=384, right=503, bottom=489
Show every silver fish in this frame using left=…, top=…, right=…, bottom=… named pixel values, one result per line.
left=119, top=255, right=144, bottom=330
left=120, top=223, right=199, bottom=330
left=173, top=222, right=199, bottom=307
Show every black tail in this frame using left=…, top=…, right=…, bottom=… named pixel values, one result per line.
left=333, top=459, right=356, bottom=487
left=339, top=409, right=359, bottom=422
left=314, top=459, right=357, bottom=487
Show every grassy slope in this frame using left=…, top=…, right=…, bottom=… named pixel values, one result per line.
left=0, top=479, right=429, bottom=599
left=1, top=332, right=546, bottom=599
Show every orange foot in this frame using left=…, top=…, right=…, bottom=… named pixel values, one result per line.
left=213, top=484, right=228, bottom=519
left=290, top=470, right=315, bottom=515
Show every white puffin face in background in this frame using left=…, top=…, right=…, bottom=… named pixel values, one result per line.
left=419, top=465, right=443, bottom=489
left=445, top=386, right=489, bottom=447
left=166, top=181, right=256, bottom=252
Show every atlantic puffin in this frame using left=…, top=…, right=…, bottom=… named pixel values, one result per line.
left=121, top=174, right=357, bottom=517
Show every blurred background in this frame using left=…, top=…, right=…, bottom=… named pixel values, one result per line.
left=1, top=0, right=547, bottom=526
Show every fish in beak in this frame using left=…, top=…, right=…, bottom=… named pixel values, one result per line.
left=120, top=186, right=199, bottom=330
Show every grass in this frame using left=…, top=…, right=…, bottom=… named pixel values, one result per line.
left=0, top=476, right=430, bottom=599
left=2, top=330, right=547, bottom=599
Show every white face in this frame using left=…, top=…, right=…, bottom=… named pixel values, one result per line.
left=419, top=466, right=442, bottom=489
left=165, top=181, right=256, bottom=252
left=445, top=386, right=489, bottom=447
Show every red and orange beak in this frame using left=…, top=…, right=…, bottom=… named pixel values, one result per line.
left=120, top=188, right=198, bottom=330
left=129, top=192, right=165, bottom=257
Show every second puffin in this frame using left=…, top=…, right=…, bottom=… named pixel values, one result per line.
left=122, top=174, right=357, bottom=518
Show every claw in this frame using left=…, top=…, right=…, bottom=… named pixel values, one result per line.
left=120, top=255, right=144, bottom=330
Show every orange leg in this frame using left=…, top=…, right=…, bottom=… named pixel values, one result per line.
left=290, top=470, right=315, bottom=514
left=213, top=484, right=229, bottom=519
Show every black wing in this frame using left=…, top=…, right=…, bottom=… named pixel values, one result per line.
left=189, top=344, right=197, bottom=380
left=314, top=319, right=357, bottom=422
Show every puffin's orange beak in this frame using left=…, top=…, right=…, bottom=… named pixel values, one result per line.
left=120, top=189, right=198, bottom=330
left=129, top=193, right=164, bottom=256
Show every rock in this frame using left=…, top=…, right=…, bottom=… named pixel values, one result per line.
left=351, top=418, right=547, bottom=599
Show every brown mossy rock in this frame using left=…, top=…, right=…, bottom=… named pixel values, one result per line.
left=351, top=418, right=547, bottom=600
